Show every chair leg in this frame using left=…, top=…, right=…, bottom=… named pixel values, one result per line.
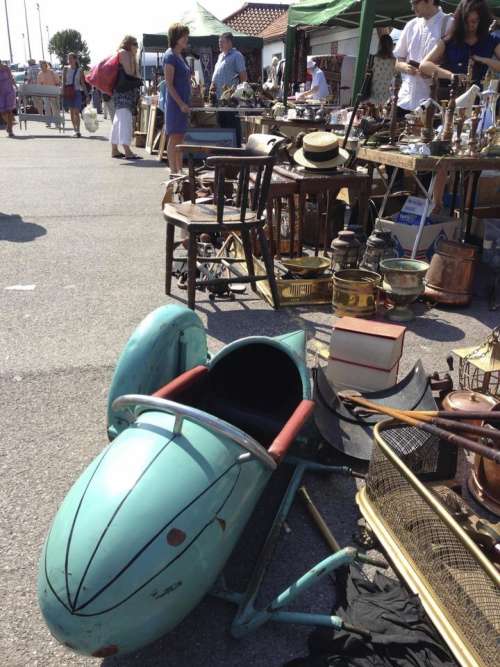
left=241, top=228, right=257, bottom=293
left=187, top=232, right=198, bottom=310
left=257, top=226, right=280, bottom=309
left=165, top=221, right=175, bottom=295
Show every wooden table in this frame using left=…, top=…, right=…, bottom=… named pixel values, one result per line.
left=357, top=146, right=500, bottom=257
left=252, top=116, right=328, bottom=139
left=274, top=165, right=371, bottom=256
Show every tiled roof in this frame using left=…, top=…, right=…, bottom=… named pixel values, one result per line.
left=259, top=11, right=288, bottom=41
left=224, top=3, right=289, bottom=38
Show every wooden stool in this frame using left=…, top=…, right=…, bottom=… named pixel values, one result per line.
left=164, top=155, right=280, bottom=310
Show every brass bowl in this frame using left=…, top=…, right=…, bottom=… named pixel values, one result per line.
left=281, top=256, right=331, bottom=277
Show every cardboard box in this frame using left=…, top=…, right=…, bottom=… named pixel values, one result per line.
left=328, top=317, right=406, bottom=392
left=474, top=170, right=500, bottom=206
left=330, top=317, right=406, bottom=369
left=326, top=358, right=399, bottom=392
left=378, top=217, right=461, bottom=261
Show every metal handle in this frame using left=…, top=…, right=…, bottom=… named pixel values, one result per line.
left=112, top=394, right=277, bottom=471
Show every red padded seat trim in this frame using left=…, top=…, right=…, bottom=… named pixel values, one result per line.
left=268, top=400, right=315, bottom=463
left=153, top=365, right=208, bottom=400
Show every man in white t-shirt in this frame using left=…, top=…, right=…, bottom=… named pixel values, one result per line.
left=297, top=58, right=330, bottom=101
left=394, top=0, right=453, bottom=114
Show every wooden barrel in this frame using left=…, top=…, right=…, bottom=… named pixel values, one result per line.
left=332, top=269, right=381, bottom=318
left=424, top=240, right=478, bottom=305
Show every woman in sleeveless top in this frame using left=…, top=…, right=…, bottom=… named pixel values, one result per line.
left=163, top=23, right=191, bottom=175
left=369, top=34, right=396, bottom=105
left=110, top=35, right=142, bottom=160
left=421, top=0, right=500, bottom=84
left=421, top=0, right=500, bottom=211
left=63, top=53, right=86, bottom=137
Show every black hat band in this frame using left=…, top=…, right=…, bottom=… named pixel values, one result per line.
left=303, top=145, right=339, bottom=162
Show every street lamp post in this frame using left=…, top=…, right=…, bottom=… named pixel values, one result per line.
left=3, top=0, right=13, bottom=63
left=23, top=0, right=32, bottom=60
left=46, top=25, right=51, bottom=64
left=22, top=32, right=27, bottom=62
left=36, top=2, right=45, bottom=60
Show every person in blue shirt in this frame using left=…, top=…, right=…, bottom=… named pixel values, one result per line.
left=211, top=32, right=247, bottom=146
left=420, top=0, right=500, bottom=84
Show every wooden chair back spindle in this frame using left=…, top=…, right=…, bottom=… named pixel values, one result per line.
left=205, top=155, right=276, bottom=225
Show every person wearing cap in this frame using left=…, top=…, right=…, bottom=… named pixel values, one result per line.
left=297, top=59, right=330, bottom=101
left=294, top=132, right=349, bottom=170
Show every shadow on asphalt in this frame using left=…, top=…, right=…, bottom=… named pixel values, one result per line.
left=0, top=212, right=47, bottom=243
left=11, top=134, right=109, bottom=141
left=120, top=159, right=165, bottom=168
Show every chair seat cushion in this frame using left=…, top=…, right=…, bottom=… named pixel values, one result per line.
left=164, top=201, right=258, bottom=226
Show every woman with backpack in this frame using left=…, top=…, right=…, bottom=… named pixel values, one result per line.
left=110, top=35, right=142, bottom=160
left=62, top=52, right=86, bottom=137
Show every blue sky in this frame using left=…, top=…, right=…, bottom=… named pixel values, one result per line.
left=1, top=0, right=291, bottom=64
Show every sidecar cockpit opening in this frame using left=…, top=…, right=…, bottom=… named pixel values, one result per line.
left=180, top=341, right=305, bottom=446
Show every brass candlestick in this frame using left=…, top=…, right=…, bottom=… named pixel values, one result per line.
left=389, top=75, right=401, bottom=145
left=468, top=106, right=482, bottom=156
left=420, top=73, right=438, bottom=143
left=466, top=57, right=474, bottom=88
left=442, top=75, right=458, bottom=142
left=454, top=108, right=466, bottom=154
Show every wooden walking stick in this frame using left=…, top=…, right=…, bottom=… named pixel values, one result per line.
left=339, top=393, right=500, bottom=463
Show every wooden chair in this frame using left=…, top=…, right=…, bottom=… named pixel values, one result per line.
left=164, top=153, right=280, bottom=310
left=179, top=134, right=286, bottom=203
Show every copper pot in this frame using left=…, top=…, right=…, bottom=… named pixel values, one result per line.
left=442, top=390, right=500, bottom=516
left=424, top=240, right=478, bottom=305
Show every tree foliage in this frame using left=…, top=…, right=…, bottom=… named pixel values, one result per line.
left=48, top=29, right=91, bottom=68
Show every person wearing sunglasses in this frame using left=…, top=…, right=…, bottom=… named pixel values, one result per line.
left=394, top=0, right=454, bottom=116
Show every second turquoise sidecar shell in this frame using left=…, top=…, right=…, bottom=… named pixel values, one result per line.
left=107, top=305, right=208, bottom=439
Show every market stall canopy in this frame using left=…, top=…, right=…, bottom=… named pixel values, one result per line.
left=285, top=0, right=500, bottom=101
left=142, top=1, right=263, bottom=52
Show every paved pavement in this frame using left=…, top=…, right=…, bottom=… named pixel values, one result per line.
left=0, top=118, right=497, bottom=667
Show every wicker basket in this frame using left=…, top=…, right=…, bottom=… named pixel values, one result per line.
left=228, top=233, right=332, bottom=307
left=357, top=420, right=500, bottom=667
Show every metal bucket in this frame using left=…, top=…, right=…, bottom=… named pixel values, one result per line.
left=424, top=240, right=478, bottom=305
left=332, top=269, right=381, bottom=318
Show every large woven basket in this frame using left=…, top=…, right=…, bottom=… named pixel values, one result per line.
left=357, top=419, right=500, bottom=667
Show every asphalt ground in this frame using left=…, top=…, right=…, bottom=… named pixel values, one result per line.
left=1, top=117, right=498, bottom=667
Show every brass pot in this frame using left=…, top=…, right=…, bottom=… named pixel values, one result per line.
left=424, top=240, right=478, bottom=305
left=379, top=258, right=429, bottom=322
left=332, top=269, right=381, bottom=318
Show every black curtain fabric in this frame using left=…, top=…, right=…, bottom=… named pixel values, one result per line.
left=293, top=30, right=310, bottom=84
left=284, top=566, right=458, bottom=667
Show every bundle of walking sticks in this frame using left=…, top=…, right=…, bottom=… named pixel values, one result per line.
left=338, top=392, right=500, bottom=464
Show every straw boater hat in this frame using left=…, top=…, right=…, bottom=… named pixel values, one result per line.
left=294, top=132, right=349, bottom=170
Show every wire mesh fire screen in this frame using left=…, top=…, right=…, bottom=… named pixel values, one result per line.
left=358, top=419, right=500, bottom=667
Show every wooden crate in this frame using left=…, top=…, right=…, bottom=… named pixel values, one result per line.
left=227, top=234, right=332, bottom=307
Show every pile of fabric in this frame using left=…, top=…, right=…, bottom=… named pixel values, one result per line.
left=285, top=566, right=457, bottom=667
